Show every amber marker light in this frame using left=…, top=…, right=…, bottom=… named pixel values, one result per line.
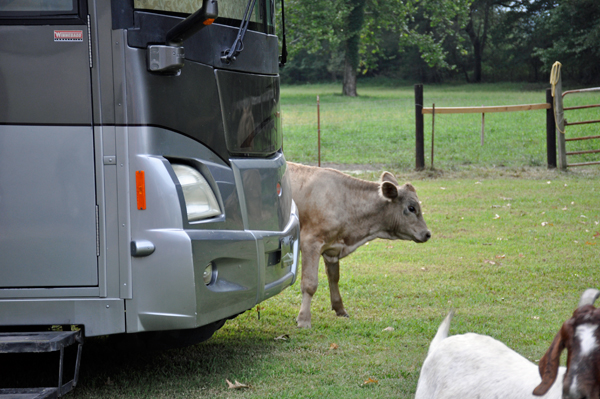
left=136, top=170, right=146, bottom=210
left=203, top=18, right=215, bottom=25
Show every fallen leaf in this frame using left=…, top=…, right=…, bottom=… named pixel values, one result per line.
left=484, top=260, right=497, bottom=265
left=475, top=181, right=481, bottom=184
left=586, top=242, right=595, bottom=246
left=541, top=222, right=549, bottom=227
left=547, top=181, right=552, bottom=184
left=226, top=379, right=250, bottom=389
left=562, top=207, right=568, bottom=211
left=440, top=187, right=446, bottom=190
left=493, top=214, right=500, bottom=219
left=329, top=343, right=339, bottom=350
left=495, top=254, right=505, bottom=259
left=594, top=232, right=600, bottom=238
left=274, top=334, right=289, bottom=341
left=361, top=377, right=379, bottom=387
left=382, top=327, right=395, bottom=332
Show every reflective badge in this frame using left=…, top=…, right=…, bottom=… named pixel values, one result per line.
left=54, top=30, right=83, bottom=42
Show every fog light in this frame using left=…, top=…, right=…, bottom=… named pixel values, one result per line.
left=203, top=262, right=215, bottom=285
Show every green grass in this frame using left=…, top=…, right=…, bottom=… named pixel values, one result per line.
left=8, top=83, right=600, bottom=398
left=64, top=175, right=599, bottom=398
left=281, top=82, right=600, bottom=170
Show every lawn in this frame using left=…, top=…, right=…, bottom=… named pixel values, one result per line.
left=14, top=83, right=600, bottom=398
left=280, top=82, right=600, bottom=170
left=68, top=174, right=599, bottom=399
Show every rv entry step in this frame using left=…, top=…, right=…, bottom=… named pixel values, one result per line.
left=0, top=330, right=83, bottom=398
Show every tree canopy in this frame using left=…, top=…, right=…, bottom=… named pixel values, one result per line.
left=280, top=0, right=600, bottom=92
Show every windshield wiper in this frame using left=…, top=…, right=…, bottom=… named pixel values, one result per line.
left=220, top=0, right=257, bottom=64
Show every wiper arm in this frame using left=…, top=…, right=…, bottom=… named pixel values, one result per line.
left=221, top=0, right=258, bottom=64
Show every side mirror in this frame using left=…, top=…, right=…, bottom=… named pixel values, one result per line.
left=166, top=0, right=218, bottom=45
left=147, top=0, right=218, bottom=74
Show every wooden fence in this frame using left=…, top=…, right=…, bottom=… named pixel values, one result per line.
left=414, top=84, right=556, bottom=170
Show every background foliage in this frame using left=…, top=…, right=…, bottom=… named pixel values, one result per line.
left=281, top=0, right=600, bottom=90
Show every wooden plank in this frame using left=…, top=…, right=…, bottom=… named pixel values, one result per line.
left=422, top=103, right=550, bottom=114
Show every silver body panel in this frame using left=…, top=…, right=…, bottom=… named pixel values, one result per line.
left=0, top=126, right=98, bottom=288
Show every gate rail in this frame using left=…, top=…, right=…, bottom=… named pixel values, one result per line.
left=551, top=62, right=600, bottom=169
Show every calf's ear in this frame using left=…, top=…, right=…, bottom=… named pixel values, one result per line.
left=533, top=322, right=570, bottom=396
left=380, top=171, right=399, bottom=185
left=380, top=181, right=398, bottom=200
left=403, top=183, right=416, bottom=193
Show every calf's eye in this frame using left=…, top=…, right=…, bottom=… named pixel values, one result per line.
left=408, top=206, right=416, bottom=213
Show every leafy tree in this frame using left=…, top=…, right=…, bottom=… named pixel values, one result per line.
left=532, top=0, right=600, bottom=84
left=284, top=0, right=471, bottom=95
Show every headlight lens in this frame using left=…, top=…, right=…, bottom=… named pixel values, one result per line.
left=171, top=164, right=221, bottom=222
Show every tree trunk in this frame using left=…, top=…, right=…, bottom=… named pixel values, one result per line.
left=343, top=58, right=357, bottom=97
left=341, top=0, right=366, bottom=97
left=465, top=1, right=491, bottom=83
left=465, top=19, right=483, bottom=83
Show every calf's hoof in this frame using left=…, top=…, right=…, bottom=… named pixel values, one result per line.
left=296, top=320, right=311, bottom=328
left=296, top=314, right=312, bottom=328
left=335, top=309, right=350, bottom=318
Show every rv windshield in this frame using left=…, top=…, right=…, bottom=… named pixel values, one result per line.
left=134, top=0, right=274, bottom=33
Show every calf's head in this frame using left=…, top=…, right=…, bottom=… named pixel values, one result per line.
left=534, top=288, right=600, bottom=399
left=377, top=172, right=431, bottom=243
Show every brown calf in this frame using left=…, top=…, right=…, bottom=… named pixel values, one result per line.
left=287, top=162, right=431, bottom=328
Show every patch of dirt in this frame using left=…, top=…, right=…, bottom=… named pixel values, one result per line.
left=299, top=162, right=600, bottom=181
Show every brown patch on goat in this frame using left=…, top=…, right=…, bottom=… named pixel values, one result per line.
left=534, top=305, right=600, bottom=397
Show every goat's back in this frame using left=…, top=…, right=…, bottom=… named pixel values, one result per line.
left=415, top=332, right=565, bottom=399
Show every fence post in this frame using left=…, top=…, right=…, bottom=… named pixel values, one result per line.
left=552, top=68, right=567, bottom=170
left=415, top=84, right=425, bottom=170
left=546, top=88, right=556, bottom=168
left=317, top=95, right=321, bottom=167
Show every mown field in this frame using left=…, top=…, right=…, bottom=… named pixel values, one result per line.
left=280, top=82, right=600, bottom=170
left=10, top=83, right=600, bottom=398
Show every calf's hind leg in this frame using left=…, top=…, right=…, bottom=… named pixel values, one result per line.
left=325, top=258, right=349, bottom=318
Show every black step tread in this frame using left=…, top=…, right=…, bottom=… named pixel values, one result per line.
left=0, top=387, right=58, bottom=399
left=0, top=331, right=82, bottom=353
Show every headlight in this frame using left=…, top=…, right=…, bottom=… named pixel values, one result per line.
left=171, top=164, right=221, bottom=222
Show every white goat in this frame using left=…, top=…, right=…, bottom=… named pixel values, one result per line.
left=415, top=288, right=600, bottom=399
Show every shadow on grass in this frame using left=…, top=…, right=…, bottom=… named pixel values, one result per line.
left=1, top=325, right=280, bottom=398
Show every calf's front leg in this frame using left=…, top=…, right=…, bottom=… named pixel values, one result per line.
left=325, top=258, right=349, bottom=318
left=296, top=241, right=322, bottom=328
